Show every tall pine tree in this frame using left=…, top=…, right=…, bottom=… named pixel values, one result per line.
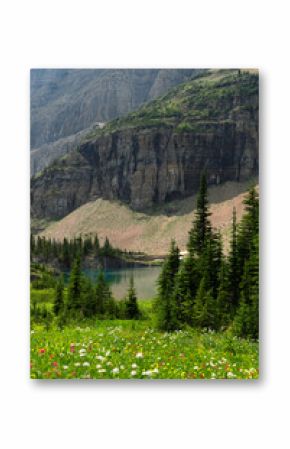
left=67, top=255, right=83, bottom=315
left=228, top=207, right=240, bottom=311
left=125, top=276, right=140, bottom=319
left=53, top=275, right=64, bottom=316
left=95, top=271, right=116, bottom=318
left=155, top=240, right=180, bottom=331
left=187, top=172, right=212, bottom=257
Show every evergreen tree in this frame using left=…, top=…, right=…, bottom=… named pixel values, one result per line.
left=125, top=276, right=140, bottom=319
left=198, top=230, right=223, bottom=298
left=216, top=261, right=231, bottom=329
left=234, top=235, right=259, bottom=339
left=62, top=238, right=71, bottom=267
left=95, top=271, right=116, bottom=317
left=155, top=240, right=180, bottom=331
left=193, top=277, right=217, bottom=329
left=232, top=187, right=259, bottom=338
left=187, top=172, right=212, bottom=257
left=172, top=256, right=199, bottom=326
left=81, top=276, right=95, bottom=317
left=30, top=234, right=35, bottom=260
left=94, top=234, right=100, bottom=255
left=236, top=186, right=259, bottom=278
left=83, top=237, right=93, bottom=255
left=102, top=237, right=113, bottom=256
left=67, top=256, right=82, bottom=314
left=228, top=207, right=240, bottom=310
left=53, top=275, right=64, bottom=316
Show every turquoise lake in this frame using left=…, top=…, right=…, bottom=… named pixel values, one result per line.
left=67, top=266, right=162, bottom=300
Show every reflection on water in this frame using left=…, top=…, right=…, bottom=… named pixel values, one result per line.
left=82, top=266, right=161, bottom=300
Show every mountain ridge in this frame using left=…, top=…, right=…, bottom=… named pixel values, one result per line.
left=31, top=69, right=205, bottom=174
left=31, top=69, right=258, bottom=220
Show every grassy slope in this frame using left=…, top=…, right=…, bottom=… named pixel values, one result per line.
left=39, top=179, right=258, bottom=255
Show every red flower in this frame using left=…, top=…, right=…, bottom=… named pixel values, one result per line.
left=52, top=361, right=58, bottom=367
left=39, top=348, right=46, bottom=354
left=70, top=344, right=75, bottom=353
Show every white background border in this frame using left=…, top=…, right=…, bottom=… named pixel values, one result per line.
left=0, top=0, right=289, bottom=447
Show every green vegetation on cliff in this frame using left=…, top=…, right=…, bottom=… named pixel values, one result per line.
left=85, top=69, right=258, bottom=139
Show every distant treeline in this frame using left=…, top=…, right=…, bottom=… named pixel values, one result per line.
left=31, top=234, right=122, bottom=268
left=155, top=174, right=259, bottom=339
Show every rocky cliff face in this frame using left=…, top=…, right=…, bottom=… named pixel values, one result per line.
left=31, top=68, right=203, bottom=148
left=31, top=70, right=259, bottom=219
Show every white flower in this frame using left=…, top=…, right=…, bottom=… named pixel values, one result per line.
left=142, top=370, right=152, bottom=376
left=80, top=353, right=86, bottom=357
left=131, top=370, right=137, bottom=376
left=98, top=369, right=106, bottom=373
left=105, top=351, right=110, bottom=357
left=63, top=365, right=68, bottom=370
left=131, top=363, right=137, bottom=369
left=74, top=362, right=81, bottom=367
left=96, top=355, right=105, bottom=361
left=96, top=364, right=102, bottom=369
left=227, top=371, right=235, bottom=378
left=136, top=352, right=143, bottom=359
left=194, top=366, right=199, bottom=370
left=152, top=368, right=159, bottom=374
left=83, top=362, right=90, bottom=367
left=112, top=367, right=119, bottom=374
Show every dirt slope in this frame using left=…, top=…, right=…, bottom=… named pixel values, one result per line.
left=40, top=180, right=258, bottom=255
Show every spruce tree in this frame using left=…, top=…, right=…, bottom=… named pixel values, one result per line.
left=125, top=276, right=140, bottom=319
left=53, top=275, right=64, bottom=316
left=95, top=271, right=116, bottom=318
left=216, top=261, right=231, bottom=329
left=155, top=240, right=180, bottom=331
left=67, top=255, right=82, bottom=314
left=102, top=237, right=113, bottom=256
left=236, top=186, right=259, bottom=278
left=193, top=277, right=216, bottom=329
left=234, top=235, right=259, bottom=339
left=199, top=230, right=223, bottom=298
left=187, top=172, right=212, bottom=257
left=94, top=234, right=100, bottom=255
left=228, top=207, right=240, bottom=310
left=231, top=186, right=259, bottom=338
left=95, top=271, right=106, bottom=315
left=81, top=276, right=95, bottom=317
left=62, top=238, right=71, bottom=267
left=172, top=256, right=199, bottom=326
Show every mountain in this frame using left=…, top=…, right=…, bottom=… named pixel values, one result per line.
left=31, top=69, right=259, bottom=220
left=38, top=180, right=257, bottom=256
left=30, top=68, right=205, bottom=175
